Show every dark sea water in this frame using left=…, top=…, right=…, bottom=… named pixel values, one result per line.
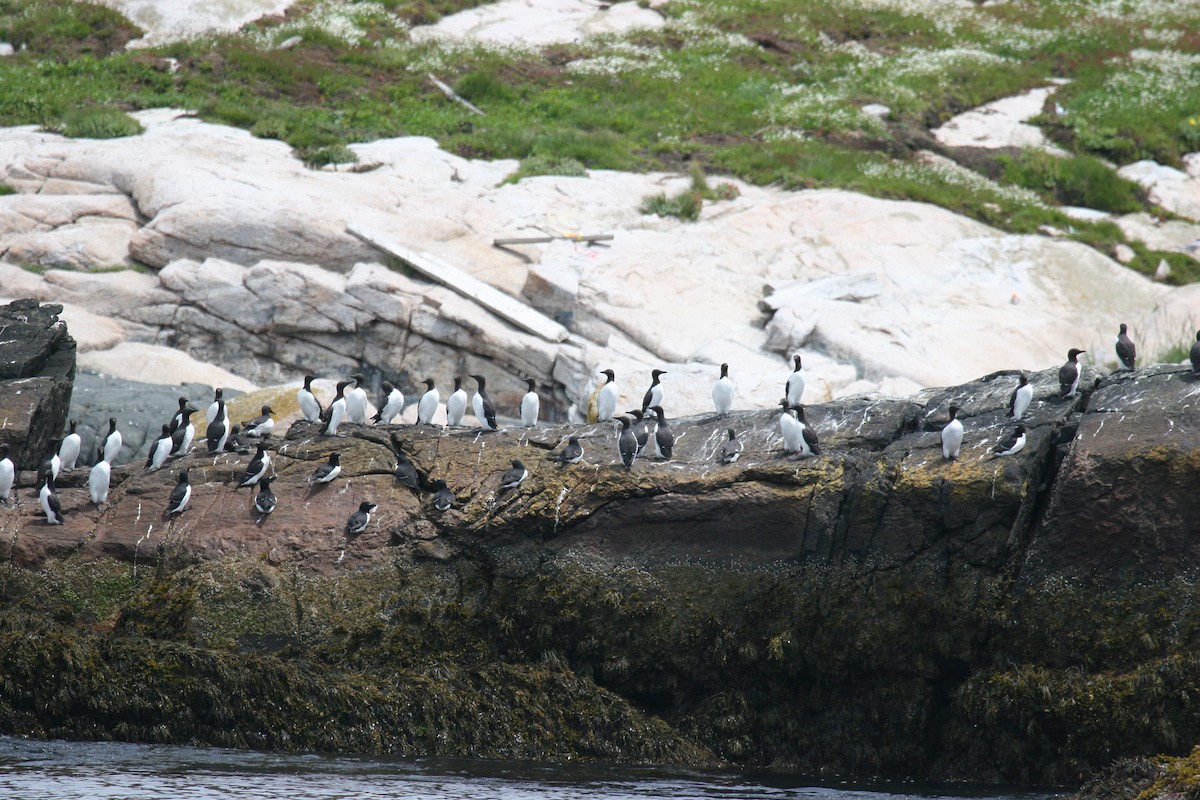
left=0, top=736, right=1062, bottom=800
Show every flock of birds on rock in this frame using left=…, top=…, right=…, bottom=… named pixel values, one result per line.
left=4, top=321, right=1199, bottom=533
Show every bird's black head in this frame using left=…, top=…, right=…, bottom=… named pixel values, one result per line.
left=793, top=354, right=803, bottom=368
left=360, top=501, right=377, bottom=512
left=1067, top=348, right=1085, bottom=360
left=178, top=469, right=189, bottom=482
left=330, top=452, right=341, bottom=464
left=525, top=378, right=536, bottom=391
left=948, top=405, right=960, bottom=418
left=382, top=381, right=394, bottom=392
left=215, top=388, right=223, bottom=399
left=601, top=369, right=615, bottom=382
left=720, top=363, right=729, bottom=378
left=627, top=408, right=643, bottom=420
left=353, top=373, right=366, bottom=385
left=511, top=459, right=524, bottom=469
left=304, top=374, right=318, bottom=387
left=651, top=369, right=666, bottom=379
left=727, top=428, right=736, bottom=439
left=423, top=378, right=435, bottom=389
left=1018, top=373, right=1028, bottom=386
left=453, top=376, right=462, bottom=390
left=1014, top=425, right=1026, bottom=434
left=651, top=405, right=666, bottom=420
left=1119, top=323, right=1128, bottom=334
left=262, top=405, right=273, bottom=414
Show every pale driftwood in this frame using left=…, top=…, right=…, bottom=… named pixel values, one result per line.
left=427, top=74, right=487, bottom=116
left=492, top=233, right=613, bottom=262
left=347, top=223, right=570, bottom=343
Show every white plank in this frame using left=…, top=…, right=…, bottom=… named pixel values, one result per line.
left=347, top=223, right=570, bottom=343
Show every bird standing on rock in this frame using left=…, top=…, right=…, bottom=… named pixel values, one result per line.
left=58, top=420, right=81, bottom=471
left=298, top=374, right=322, bottom=422
left=1059, top=349, right=1085, bottom=399
left=941, top=405, right=963, bottom=461
left=207, top=399, right=231, bottom=453
left=712, top=363, right=734, bottom=416
left=236, top=442, right=271, bottom=489
left=786, top=354, right=806, bottom=407
left=242, top=405, right=275, bottom=438
left=323, top=381, right=350, bottom=436
left=1190, top=332, right=1200, bottom=375
left=520, top=378, right=540, bottom=428
left=431, top=479, right=455, bottom=511
left=993, top=425, right=1027, bottom=457
left=499, top=459, right=529, bottom=491
left=205, top=388, right=224, bottom=425
left=651, top=405, right=674, bottom=460
left=471, top=374, right=499, bottom=431
left=89, top=446, right=110, bottom=506
left=171, top=404, right=200, bottom=456
left=446, top=377, right=468, bottom=427
left=165, top=469, right=191, bottom=516
left=641, top=369, right=667, bottom=413
left=347, top=501, right=376, bottom=534
left=394, top=451, right=419, bottom=489
left=1115, top=323, right=1136, bottom=371
left=558, top=436, right=584, bottom=465
left=794, top=405, right=820, bottom=456
left=147, top=426, right=173, bottom=471
left=617, top=415, right=638, bottom=469
left=312, top=452, right=342, bottom=484
left=1009, top=373, right=1032, bottom=421
left=597, top=369, right=619, bottom=422
left=254, top=476, right=277, bottom=515
left=346, top=373, right=369, bottom=425
left=417, top=378, right=439, bottom=425
left=627, top=409, right=650, bottom=456
left=0, top=444, right=14, bottom=506
left=721, top=428, right=743, bottom=464
left=102, top=417, right=123, bottom=464
left=39, top=473, right=64, bottom=525
left=373, top=381, right=404, bottom=424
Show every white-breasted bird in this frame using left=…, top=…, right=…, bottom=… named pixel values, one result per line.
left=721, top=428, right=743, bottom=464
left=165, top=469, right=191, bottom=516
left=236, top=442, right=271, bottom=489
left=89, top=446, right=111, bottom=506
left=372, top=381, right=404, bottom=424
left=297, top=374, right=323, bottom=422
left=206, top=399, right=231, bottom=453
left=558, top=436, right=584, bottom=465
left=520, top=378, right=540, bottom=428
left=346, top=501, right=376, bottom=534
left=941, top=405, right=964, bottom=461
left=312, top=452, right=342, bottom=484
left=446, top=377, right=468, bottom=427
left=242, top=405, right=275, bottom=438
left=58, top=420, right=81, bottom=471
left=499, top=459, right=529, bottom=491
left=597, top=369, right=619, bottom=422
left=471, top=374, right=499, bottom=431
left=205, top=387, right=224, bottom=425
left=712, top=363, right=734, bottom=415
left=254, top=476, right=277, bottom=515
left=1059, top=349, right=1085, bottom=399
left=102, top=417, right=123, bottom=464
left=1009, top=373, right=1032, bottom=421
left=39, top=473, right=64, bottom=525
left=993, top=425, right=1027, bottom=457
left=417, top=378, right=440, bottom=425
left=1191, top=332, right=1200, bottom=375
left=146, top=425, right=173, bottom=471
left=431, top=480, right=455, bottom=511
left=0, top=443, right=14, bottom=506
left=323, top=381, right=350, bottom=436
left=641, top=369, right=667, bottom=412
left=651, top=405, right=674, bottom=460
left=617, top=415, right=638, bottom=469
left=785, top=354, right=806, bottom=407
left=346, top=373, right=369, bottom=425
left=794, top=405, right=820, bottom=456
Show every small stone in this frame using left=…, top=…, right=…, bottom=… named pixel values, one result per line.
left=861, top=103, right=891, bottom=119
left=1113, top=244, right=1135, bottom=264
left=0, top=43, right=13, bottom=57
left=1154, top=258, right=1172, bottom=282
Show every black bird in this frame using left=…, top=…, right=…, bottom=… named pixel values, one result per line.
left=558, top=436, right=584, bottom=465
left=253, top=476, right=277, bottom=514
left=641, top=368, right=667, bottom=412
left=322, top=380, right=351, bottom=436
left=169, top=404, right=200, bottom=456
left=1059, top=348, right=1085, bottom=398
left=146, top=426, right=172, bottom=471
left=165, top=469, right=191, bottom=516
left=1009, top=373, right=1032, bottom=420
left=431, top=479, right=455, bottom=512
left=168, top=396, right=191, bottom=433
left=206, top=399, right=231, bottom=453
left=312, top=452, right=342, bottom=484
left=626, top=409, right=650, bottom=456
left=41, top=437, right=63, bottom=480
left=38, top=473, right=64, bottom=525
left=794, top=405, right=821, bottom=456
left=1115, top=323, right=1136, bottom=371
left=242, top=405, right=275, bottom=438
left=499, top=459, right=529, bottom=491
left=721, top=428, right=743, bottom=464
left=393, top=451, right=419, bottom=489
left=237, top=442, right=271, bottom=489
left=617, top=415, right=638, bottom=469
left=205, top=387, right=224, bottom=425
left=470, top=374, right=499, bottom=431
left=1190, top=332, right=1200, bottom=374
left=347, top=501, right=376, bottom=534
left=651, top=405, right=674, bottom=460
left=223, top=424, right=252, bottom=454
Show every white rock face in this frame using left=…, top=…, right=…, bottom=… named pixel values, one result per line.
left=78, top=341, right=259, bottom=391
left=100, top=0, right=295, bottom=47
left=933, top=86, right=1068, bottom=153
left=1119, top=159, right=1200, bottom=222
left=410, top=0, right=665, bottom=46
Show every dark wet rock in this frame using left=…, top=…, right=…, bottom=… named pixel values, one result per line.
left=0, top=299, right=75, bottom=470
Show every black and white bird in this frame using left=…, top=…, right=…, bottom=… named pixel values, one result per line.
left=346, top=373, right=369, bottom=425
left=499, top=459, right=529, bottom=491
left=39, top=473, right=64, bottom=525
left=58, top=420, right=81, bottom=471
left=323, top=381, right=350, bottom=436
left=170, top=404, right=200, bottom=456
left=641, top=369, right=667, bottom=412
left=101, top=417, right=123, bottom=464
left=205, top=387, right=224, bottom=426
left=520, top=378, right=539, bottom=428
left=597, top=369, right=619, bottom=422
left=1115, top=323, right=1136, bottom=371
left=206, top=399, right=231, bottom=453
left=785, top=354, right=806, bottom=407
left=627, top=409, right=651, bottom=456
left=88, top=446, right=110, bottom=506
left=146, top=425, right=173, bottom=471
left=712, top=363, right=734, bottom=415
left=431, top=479, right=455, bottom=512
left=346, top=501, right=376, bottom=534
left=471, top=374, right=499, bottom=431
left=1009, top=373, right=1032, bottom=421
left=1059, top=349, right=1085, bottom=399
left=617, top=415, right=638, bottom=469
left=165, top=469, right=191, bottom=516
left=311, top=452, right=342, bottom=484
left=253, top=476, right=277, bottom=515
left=168, top=397, right=192, bottom=433
left=0, top=443, right=13, bottom=506
left=558, top=436, right=584, bottom=465
left=223, top=424, right=251, bottom=455
left=393, top=451, right=419, bottom=489
left=651, top=405, right=674, bottom=460
left=42, top=438, right=62, bottom=480
left=779, top=401, right=802, bottom=454
left=242, top=405, right=275, bottom=438
left=416, top=378, right=439, bottom=425
left=794, top=405, right=820, bottom=456
left=992, top=425, right=1027, bottom=457
left=941, top=405, right=964, bottom=461
left=298, top=374, right=323, bottom=422
left=721, top=428, right=743, bottom=464
left=372, top=381, right=404, bottom=424
left=1191, top=332, right=1200, bottom=374
left=237, top=442, right=271, bottom=489
left=446, top=377, right=468, bottom=427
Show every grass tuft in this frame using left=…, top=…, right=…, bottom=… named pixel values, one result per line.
left=54, top=106, right=144, bottom=139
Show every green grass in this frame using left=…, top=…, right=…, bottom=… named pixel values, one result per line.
left=54, top=105, right=144, bottom=138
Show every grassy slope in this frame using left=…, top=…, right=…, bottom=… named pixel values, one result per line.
left=0, top=0, right=1198, bottom=283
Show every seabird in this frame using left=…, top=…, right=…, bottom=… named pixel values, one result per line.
left=237, top=442, right=271, bottom=489
left=88, top=446, right=110, bottom=506
left=1009, top=373, right=1032, bottom=421
left=205, top=387, right=224, bottom=425
left=372, top=381, right=404, bottom=424
left=721, top=428, right=743, bottom=463
left=785, top=354, right=806, bottom=407
left=168, top=396, right=191, bottom=433
left=558, top=436, right=584, bottom=465
left=470, top=374, right=499, bottom=431
left=794, top=405, right=820, bottom=456
left=617, top=415, right=638, bottom=468
left=651, top=405, right=674, bottom=460
left=165, top=469, right=191, bottom=516
left=641, top=369, right=667, bottom=412
left=1191, top=332, right=1200, bottom=375
left=146, top=425, right=173, bottom=471
left=416, top=378, right=439, bottom=425
left=431, top=479, right=455, bottom=511
left=346, top=501, right=376, bottom=534
left=242, top=405, right=275, bottom=438
left=446, top=377, right=468, bottom=427
left=993, top=425, right=1027, bottom=457
left=323, top=381, right=350, bottom=436
left=223, top=424, right=251, bottom=454
left=941, top=405, right=964, bottom=461
left=779, top=400, right=803, bottom=454
left=394, top=451, right=419, bottom=489
left=312, top=452, right=342, bottom=484
left=1115, top=323, right=1136, bottom=371
left=346, top=373, right=369, bottom=425
left=627, top=409, right=650, bottom=456
left=39, top=473, right=64, bottom=525
left=253, top=476, right=277, bottom=515
left=499, top=459, right=529, bottom=491
left=1059, top=349, right=1085, bottom=399
left=597, top=369, right=619, bottom=422
left=712, top=363, right=734, bottom=415
left=206, top=399, right=231, bottom=453
left=58, top=420, right=81, bottom=471
left=0, top=443, right=13, bottom=506
left=101, top=417, right=123, bottom=464
left=297, top=374, right=323, bottom=422
left=520, top=378, right=540, bottom=428
left=171, top=404, right=200, bottom=456
left=42, top=438, right=62, bottom=480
